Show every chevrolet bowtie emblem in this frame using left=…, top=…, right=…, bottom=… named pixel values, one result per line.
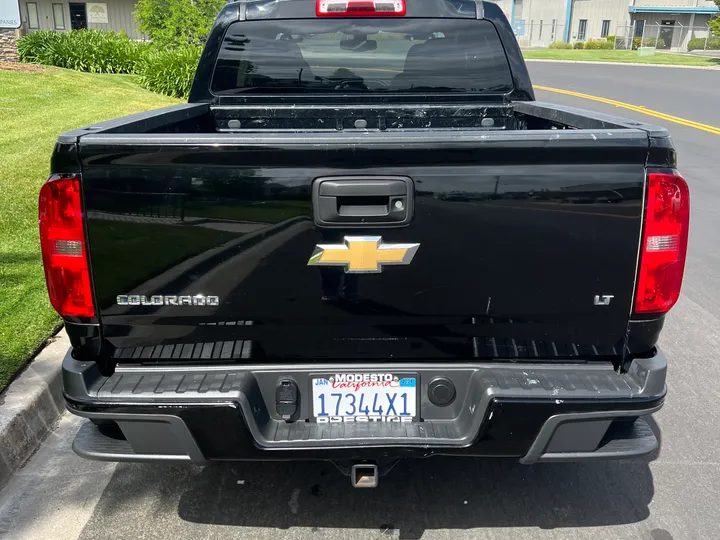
left=307, top=236, right=420, bottom=274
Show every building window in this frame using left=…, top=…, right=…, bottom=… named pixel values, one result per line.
left=539, top=20, right=543, bottom=39
left=53, top=3, right=65, bottom=30
left=577, top=19, right=588, bottom=41
left=601, top=20, right=611, bottom=38
left=551, top=19, right=556, bottom=40
left=634, top=20, right=645, bottom=38
left=26, top=2, right=39, bottom=29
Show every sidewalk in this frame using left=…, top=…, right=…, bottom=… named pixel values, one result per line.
left=0, top=330, right=69, bottom=487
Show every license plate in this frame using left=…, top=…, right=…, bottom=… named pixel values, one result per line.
left=311, top=373, right=418, bottom=423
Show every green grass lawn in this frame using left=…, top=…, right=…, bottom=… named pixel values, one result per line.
left=523, top=49, right=720, bottom=67
left=0, top=65, right=180, bottom=390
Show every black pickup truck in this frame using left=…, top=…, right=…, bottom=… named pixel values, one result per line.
left=42, top=0, right=689, bottom=487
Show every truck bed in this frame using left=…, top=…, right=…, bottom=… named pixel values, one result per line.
left=58, top=100, right=668, bottom=137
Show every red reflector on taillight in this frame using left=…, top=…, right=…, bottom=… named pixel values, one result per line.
left=316, top=0, right=406, bottom=16
left=39, top=175, right=95, bottom=318
left=634, top=171, right=690, bottom=315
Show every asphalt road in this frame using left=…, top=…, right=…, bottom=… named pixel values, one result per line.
left=1, top=62, right=719, bottom=540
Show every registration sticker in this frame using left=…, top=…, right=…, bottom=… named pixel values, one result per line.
left=311, top=373, right=418, bottom=423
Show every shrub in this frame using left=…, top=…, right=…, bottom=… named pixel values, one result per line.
left=687, top=37, right=720, bottom=51
left=711, top=7, right=720, bottom=36
left=549, top=41, right=573, bottom=49
left=18, top=30, right=149, bottom=74
left=137, top=45, right=202, bottom=98
left=644, top=38, right=666, bottom=48
left=606, top=35, right=616, bottom=43
left=134, top=0, right=225, bottom=47
left=573, top=41, right=585, bottom=49
left=632, top=37, right=666, bottom=50
left=584, top=40, right=614, bottom=50
left=17, top=30, right=60, bottom=64
left=18, top=29, right=202, bottom=99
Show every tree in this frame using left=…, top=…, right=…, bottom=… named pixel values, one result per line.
left=711, top=0, right=720, bottom=36
left=134, top=0, right=225, bottom=47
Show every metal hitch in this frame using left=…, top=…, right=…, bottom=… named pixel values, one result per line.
left=351, top=463, right=379, bottom=488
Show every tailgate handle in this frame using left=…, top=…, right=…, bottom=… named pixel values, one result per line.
left=313, top=176, right=414, bottom=228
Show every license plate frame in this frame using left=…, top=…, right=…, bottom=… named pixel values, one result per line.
left=309, top=372, right=420, bottom=423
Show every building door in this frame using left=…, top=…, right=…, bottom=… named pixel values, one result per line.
left=659, top=20, right=674, bottom=49
left=69, top=3, right=87, bottom=30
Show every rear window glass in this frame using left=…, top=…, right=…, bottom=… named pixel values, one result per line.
left=212, top=19, right=513, bottom=95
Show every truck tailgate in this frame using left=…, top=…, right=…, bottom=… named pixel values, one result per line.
left=78, top=130, right=648, bottom=363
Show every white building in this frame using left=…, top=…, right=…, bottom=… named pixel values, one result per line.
left=14, top=0, right=720, bottom=50
left=490, top=0, right=718, bottom=49
left=18, top=0, right=142, bottom=39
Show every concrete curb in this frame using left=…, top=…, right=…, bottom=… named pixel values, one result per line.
left=0, top=330, right=69, bottom=488
left=524, top=58, right=720, bottom=70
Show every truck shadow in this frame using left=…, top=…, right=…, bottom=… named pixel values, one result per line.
left=175, top=454, right=656, bottom=539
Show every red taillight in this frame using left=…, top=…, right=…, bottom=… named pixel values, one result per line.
left=316, top=0, right=406, bottom=16
left=634, top=171, right=690, bottom=315
left=39, top=175, right=95, bottom=318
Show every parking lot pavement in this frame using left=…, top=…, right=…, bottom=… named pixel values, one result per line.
left=527, top=62, right=720, bottom=129
left=2, top=64, right=719, bottom=540
left=0, top=415, right=115, bottom=540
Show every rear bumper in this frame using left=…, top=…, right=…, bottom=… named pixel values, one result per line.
left=63, top=351, right=666, bottom=465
